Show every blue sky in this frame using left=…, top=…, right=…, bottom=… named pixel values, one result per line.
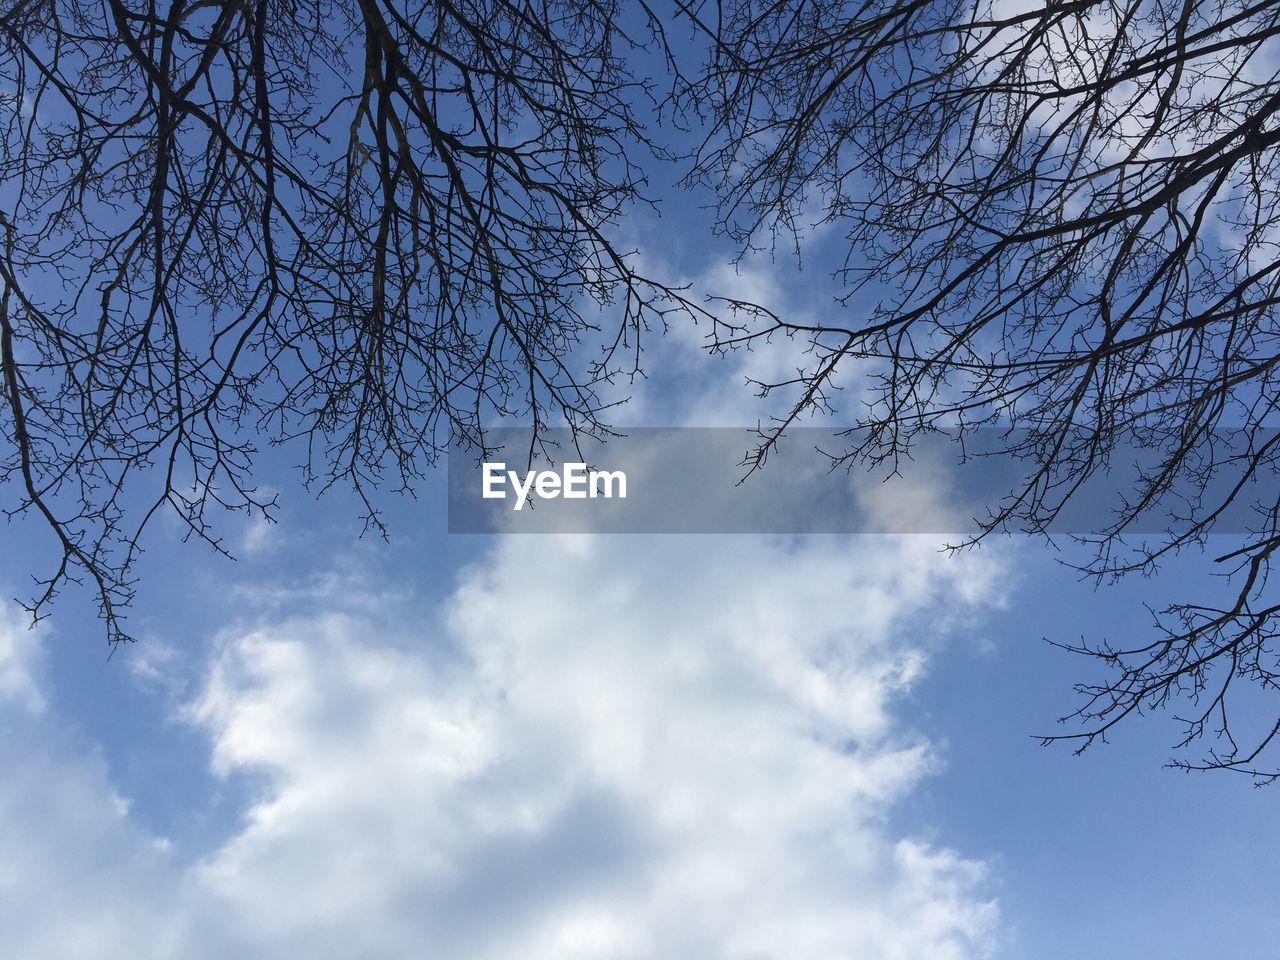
left=4, top=40, right=1280, bottom=954
left=4, top=228, right=1279, bottom=958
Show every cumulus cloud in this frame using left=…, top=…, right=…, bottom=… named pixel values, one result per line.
left=0, top=531, right=1003, bottom=959
left=0, top=610, right=183, bottom=958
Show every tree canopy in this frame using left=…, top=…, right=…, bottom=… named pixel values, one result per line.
left=2, top=0, right=702, bottom=641
left=692, top=0, right=1280, bottom=780
left=4, top=0, right=1280, bottom=778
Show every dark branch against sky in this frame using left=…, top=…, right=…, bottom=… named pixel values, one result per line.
left=3, top=0, right=1280, bottom=778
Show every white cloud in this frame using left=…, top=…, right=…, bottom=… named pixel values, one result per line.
left=0, top=530, right=1004, bottom=959
left=0, top=602, right=45, bottom=713
left=239, top=514, right=279, bottom=556
left=0, top=609, right=183, bottom=958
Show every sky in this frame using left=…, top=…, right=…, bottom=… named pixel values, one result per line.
left=4, top=25, right=1280, bottom=956
left=4, top=230, right=1280, bottom=959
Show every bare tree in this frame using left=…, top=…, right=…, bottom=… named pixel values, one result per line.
left=0, top=0, right=707, bottom=642
left=7, top=0, right=1280, bottom=780
left=688, top=0, right=1280, bottom=779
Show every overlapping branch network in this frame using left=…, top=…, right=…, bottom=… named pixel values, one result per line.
left=0, top=0, right=701, bottom=641
left=690, top=0, right=1280, bottom=778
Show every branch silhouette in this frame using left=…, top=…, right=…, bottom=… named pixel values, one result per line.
left=690, top=0, right=1280, bottom=780
left=1, top=0, right=708, bottom=642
